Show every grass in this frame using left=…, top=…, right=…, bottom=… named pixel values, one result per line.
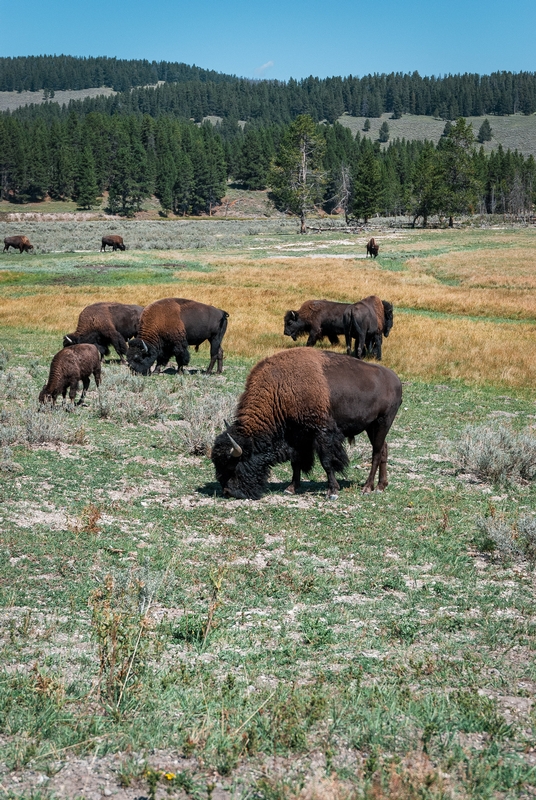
left=0, top=223, right=535, bottom=798
left=338, top=112, right=536, bottom=158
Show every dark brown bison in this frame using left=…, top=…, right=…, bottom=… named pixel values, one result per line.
left=100, top=235, right=126, bottom=252
left=63, top=302, right=144, bottom=363
left=127, top=298, right=228, bottom=375
left=344, top=296, right=394, bottom=360
left=366, top=238, right=379, bottom=258
left=283, top=300, right=353, bottom=347
left=212, top=348, right=402, bottom=500
left=39, top=344, right=101, bottom=406
left=3, top=236, right=34, bottom=253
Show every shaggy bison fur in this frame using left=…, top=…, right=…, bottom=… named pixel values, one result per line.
left=100, top=235, right=125, bottom=252
left=39, top=344, right=102, bottom=406
left=344, top=295, right=394, bottom=360
left=127, top=298, right=228, bottom=376
left=63, top=302, right=144, bottom=363
left=3, top=235, right=34, bottom=253
left=212, top=348, right=402, bottom=500
left=283, top=299, right=352, bottom=347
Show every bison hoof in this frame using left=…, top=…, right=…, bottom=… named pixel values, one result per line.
left=362, top=485, right=373, bottom=494
left=284, top=485, right=296, bottom=495
left=328, top=492, right=338, bottom=500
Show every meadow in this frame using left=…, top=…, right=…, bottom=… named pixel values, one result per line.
left=0, top=222, right=535, bottom=799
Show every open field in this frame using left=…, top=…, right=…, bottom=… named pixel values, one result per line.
left=338, top=113, right=536, bottom=158
left=0, top=223, right=535, bottom=799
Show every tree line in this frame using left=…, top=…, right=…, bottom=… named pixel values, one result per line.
left=0, top=112, right=534, bottom=221
left=4, top=57, right=536, bottom=123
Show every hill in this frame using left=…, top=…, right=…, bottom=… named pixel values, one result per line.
left=338, top=112, right=536, bottom=158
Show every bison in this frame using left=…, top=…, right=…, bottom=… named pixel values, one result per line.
left=3, top=236, right=34, bottom=254
left=39, top=344, right=101, bottom=407
left=211, top=348, right=402, bottom=500
left=366, top=238, right=379, bottom=258
left=283, top=300, right=353, bottom=347
left=127, top=297, right=228, bottom=376
left=344, top=295, right=394, bottom=360
left=100, top=235, right=126, bottom=252
left=63, top=302, right=144, bottom=363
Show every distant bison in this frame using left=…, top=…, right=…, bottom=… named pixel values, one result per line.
left=212, top=348, right=402, bottom=500
left=3, top=235, right=34, bottom=253
left=366, top=238, right=379, bottom=258
left=101, top=235, right=125, bottom=252
left=283, top=299, right=352, bottom=347
left=127, top=297, right=228, bottom=376
left=63, top=302, right=144, bottom=363
left=39, top=344, right=101, bottom=407
left=344, top=295, right=394, bottom=360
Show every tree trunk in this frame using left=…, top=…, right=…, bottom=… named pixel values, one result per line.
left=300, top=211, right=306, bottom=234
left=449, top=215, right=453, bottom=227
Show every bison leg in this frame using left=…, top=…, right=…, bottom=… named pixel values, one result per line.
left=285, top=462, right=302, bottom=495
left=306, top=328, right=322, bottom=347
left=363, top=424, right=389, bottom=493
left=315, top=424, right=348, bottom=498
left=77, top=377, right=90, bottom=405
left=110, top=332, right=128, bottom=362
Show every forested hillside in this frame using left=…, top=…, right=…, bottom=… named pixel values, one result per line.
left=3, top=56, right=536, bottom=122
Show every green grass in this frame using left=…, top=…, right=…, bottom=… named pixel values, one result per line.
left=0, top=233, right=535, bottom=798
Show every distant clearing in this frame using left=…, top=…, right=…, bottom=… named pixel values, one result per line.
left=338, top=112, right=536, bottom=158
left=0, top=86, right=116, bottom=112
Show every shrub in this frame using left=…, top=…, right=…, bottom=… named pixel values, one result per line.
left=171, top=386, right=238, bottom=456
left=477, top=514, right=536, bottom=561
left=0, top=347, right=10, bottom=372
left=446, top=424, right=536, bottom=484
left=96, top=368, right=172, bottom=423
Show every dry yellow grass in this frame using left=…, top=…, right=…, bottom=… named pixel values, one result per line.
left=0, top=246, right=534, bottom=389
left=410, top=247, right=536, bottom=289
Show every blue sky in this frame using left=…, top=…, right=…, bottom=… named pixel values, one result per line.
left=2, top=0, right=535, bottom=81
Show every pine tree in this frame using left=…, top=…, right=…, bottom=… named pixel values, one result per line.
left=477, top=118, right=493, bottom=143
left=268, top=115, right=325, bottom=233
left=378, top=121, right=390, bottom=143
left=75, top=147, right=99, bottom=209
left=436, top=118, right=479, bottom=225
left=352, top=143, right=383, bottom=223
left=363, top=118, right=371, bottom=132
left=410, top=142, right=440, bottom=227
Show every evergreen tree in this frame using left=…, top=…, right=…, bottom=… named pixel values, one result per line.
left=477, top=118, right=493, bottom=143
left=363, top=118, right=371, bottom=132
left=436, top=118, right=479, bottom=225
left=75, top=147, right=99, bottom=209
left=269, top=115, right=325, bottom=233
left=378, top=121, right=390, bottom=143
left=352, top=143, right=383, bottom=222
left=410, top=142, right=440, bottom=227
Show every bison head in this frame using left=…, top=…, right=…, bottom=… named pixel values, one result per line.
left=126, top=338, right=157, bottom=375
left=211, top=426, right=269, bottom=500
left=283, top=310, right=304, bottom=341
left=63, top=333, right=80, bottom=348
left=382, top=301, right=394, bottom=337
left=118, top=243, right=126, bottom=251
left=38, top=386, right=56, bottom=406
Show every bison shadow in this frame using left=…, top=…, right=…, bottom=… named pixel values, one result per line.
left=196, top=476, right=356, bottom=499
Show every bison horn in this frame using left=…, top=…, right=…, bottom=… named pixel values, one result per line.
left=141, top=339, right=148, bottom=353
left=226, top=432, right=242, bottom=458
left=64, top=336, right=72, bottom=344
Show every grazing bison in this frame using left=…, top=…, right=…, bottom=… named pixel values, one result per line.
left=212, top=348, right=402, bottom=500
left=3, top=235, right=34, bottom=253
left=100, top=235, right=125, bottom=252
left=127, top=298, right=228, bottom=375
left=283, top=300, right=353, bottom=347
left=366, top=238, right=379, bottom=258
left=63, top=302, right=144, bottom=363
left=344, top=295, right=394, bottom=360
left=39, top=344, right=101, bottom=406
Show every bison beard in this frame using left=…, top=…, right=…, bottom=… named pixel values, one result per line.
left=211, top=349, right=401, bottom=499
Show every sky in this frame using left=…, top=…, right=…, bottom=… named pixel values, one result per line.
left=2, top=0, right=536, bottom=81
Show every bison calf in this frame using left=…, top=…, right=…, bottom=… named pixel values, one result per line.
left=101, top=235, right=125, bottom=252
left=283, top=299, right=352, bottom=347
left=3, top=236, right=34, bottom=254
left=212, top=348, right=402, bottom=500
left=39, top=344, right=102, bottom=407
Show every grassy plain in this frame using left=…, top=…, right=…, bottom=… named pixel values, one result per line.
left=0, top=223, right=535, bottom=799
